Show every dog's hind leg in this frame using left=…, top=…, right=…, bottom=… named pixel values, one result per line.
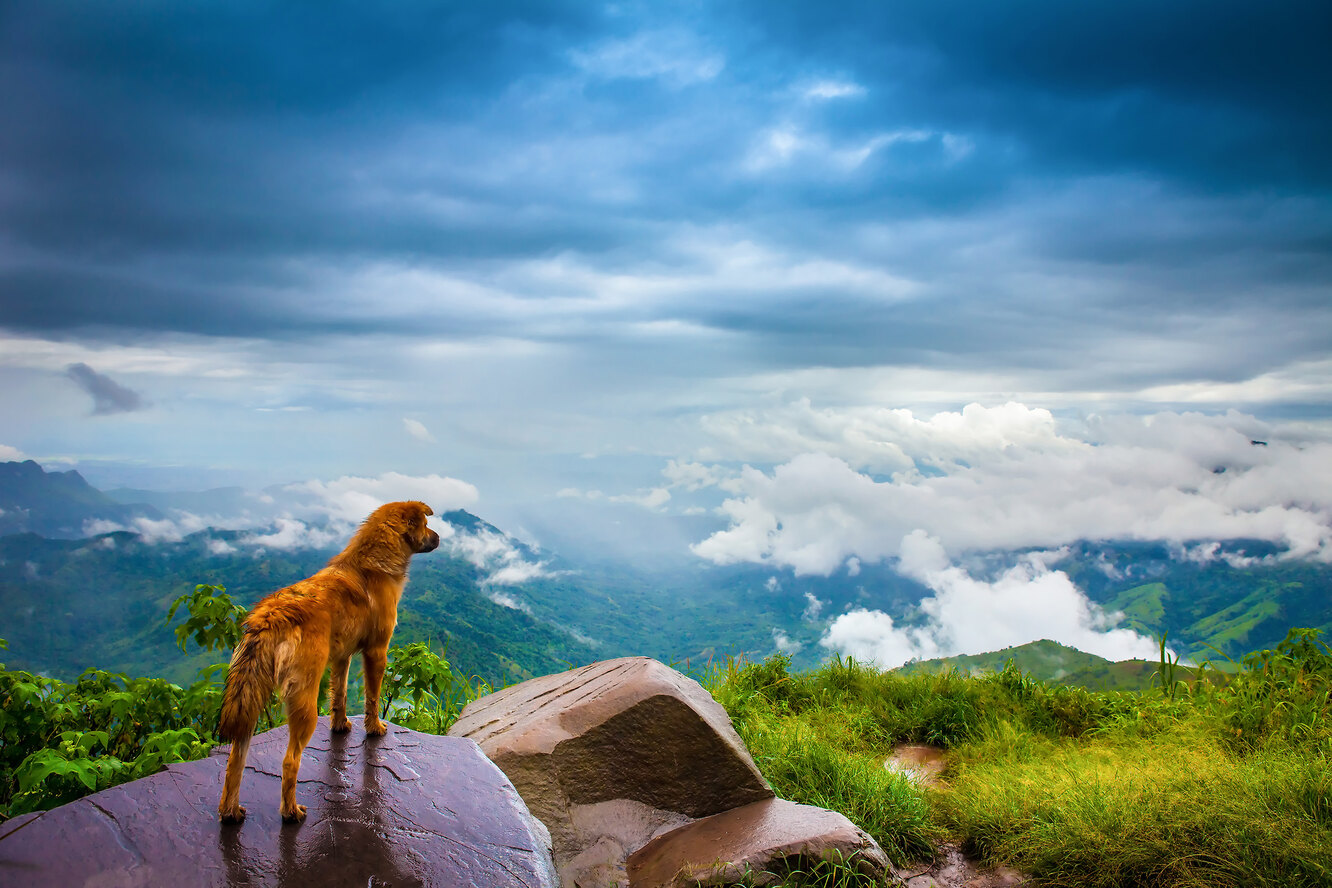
left=361, top=643, right=390, bottom=736
left=329, top=653, right=352, bottom=733
left=280, top=685, right=319, bottom=823
left=218, top=732, right=252, bottom=823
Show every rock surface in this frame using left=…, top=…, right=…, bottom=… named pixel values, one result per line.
left=450, top=657, right=894, bottom=888
left=449, top=657, right=777, bottom=886
left=0, top=716, right=556, bottom=888
left=626, top=798, right=889, bottom=887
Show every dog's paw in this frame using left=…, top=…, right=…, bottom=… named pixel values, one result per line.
left=281, top=803, right=307, bottom=823
left=330, top=717, right=352, bottom=734
left=219, top=805, right=246, bottom=824
left=364, top=719, right=388, bottom=737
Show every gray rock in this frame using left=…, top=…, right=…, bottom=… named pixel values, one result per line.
left=0, top=716, right=556, bottom=888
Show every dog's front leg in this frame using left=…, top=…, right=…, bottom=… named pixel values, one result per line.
left=329, top=654, right=353, bottom=733
left=362, top=644, right=389, bottom=736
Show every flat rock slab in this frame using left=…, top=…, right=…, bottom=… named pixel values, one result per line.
left=0, top=716, right=556, bottom=888
left=626, top=798, right=890, bottom=888
left=450, top=657, right=774, bottom=886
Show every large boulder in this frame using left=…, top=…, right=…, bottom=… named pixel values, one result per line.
left=626, top=798, right=890, bottom=887
left=0, top=716, right=557, bottom=888
left=449, top=657, right=775, bottom=887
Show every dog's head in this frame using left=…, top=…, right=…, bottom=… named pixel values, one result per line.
left=395, top=501, right=440, bottom=554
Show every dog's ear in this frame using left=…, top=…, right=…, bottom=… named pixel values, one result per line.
left=418, top=502, right=434, bottom=517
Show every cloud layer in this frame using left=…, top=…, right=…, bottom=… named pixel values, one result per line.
left=0, top=2, right=1327, bottom=576
left=819, top=532, right=1160, bottom=668
left=692, top=403, right=1332, bottom=574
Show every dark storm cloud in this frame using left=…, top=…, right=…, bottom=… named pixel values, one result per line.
left=65, top=363, right=145, bottom=414
left=0, top=0, right=1328, bottom=393
left=733, top=0, right=1332, bottom=191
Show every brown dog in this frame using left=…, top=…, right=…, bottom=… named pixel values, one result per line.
left=217, top=500, right=440, bottom=823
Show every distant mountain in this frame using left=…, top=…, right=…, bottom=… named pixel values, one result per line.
left=2, top=461, right=1330, bottom=689
left=1052, top=541, right=1332, bottom=661
left=103, top=485, right=256, bottom=516
left=895, top=639, right=1215, bottom=693
left=0, top=460, right=161, bottom=538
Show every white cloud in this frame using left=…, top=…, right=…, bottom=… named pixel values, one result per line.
left=207, top=538, right=237, bottom=555
left=802, top=592, right=824, bottom=622
left=801, top=79, right=865, bottom=100
left=286, top=471, right=479, bottom=525
left=691, top=403, right=1332, bottom=572
left=821, top=608, right=930, bottom=668
left=570, top=29, right=723, bottom=86
left=745, top=125, right=956, bottom=173
left=488, top=560, right=550, bottom=585
left=403, top=418, right=436, bottom=443
left=820, top=532, right=1160, bottom=668
left=486, top=589, right=534, bottom=614
left=0, top=444, right=26, bottom=461
left=773, top=628, right=803, bottom=655
left=1168, top=540, right=1266, bottom=569
left=662, top=459, right=733, bottom=491
left=609, top=487, right=672, bottom=510
left=83, top=511, right=211, bottom=544
left=700, top=399, right=1075, bottom=476
left=241, top=517, right=344, bottom=550
left=443, top=524, right=551, bottom=586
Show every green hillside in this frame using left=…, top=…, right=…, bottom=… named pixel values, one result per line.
left=0, top=529, right=598, bottom=687
left=897, top=639, right=1110, bottom=681
left=1095, top=561, right=1331, bottom=661
left=895, top=638, right=1225, bottom=693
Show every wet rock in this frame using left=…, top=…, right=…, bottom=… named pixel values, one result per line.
left=0, top=716, right=556, bottom=888
left=449, top=657, right=774, bottom=886
left=625, top=798, right=890, bottom=887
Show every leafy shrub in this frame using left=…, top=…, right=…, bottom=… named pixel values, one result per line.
left=0, top=658, right=223, bottom=817
left=0, top=584, right=479, bottom=817
left=381, top=640, right=489, bottom=734
left=1217, top=627, right=1332, bottom=751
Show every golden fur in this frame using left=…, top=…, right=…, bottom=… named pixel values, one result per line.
left=217, top=500, right=440, bottom=823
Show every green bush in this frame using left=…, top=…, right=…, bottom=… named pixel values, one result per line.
left=0, top=584, right=478, bottom=818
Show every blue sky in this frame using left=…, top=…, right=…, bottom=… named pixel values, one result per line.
left=2, top=1, right=1330, bottom=569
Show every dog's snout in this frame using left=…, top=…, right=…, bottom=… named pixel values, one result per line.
left=421, top=529, right=440, bottom=552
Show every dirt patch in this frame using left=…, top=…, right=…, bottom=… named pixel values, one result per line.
left=884, top=746, right=1030, bottom=887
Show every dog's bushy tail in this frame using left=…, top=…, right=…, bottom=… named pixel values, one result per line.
left=218, top=628, right=276, bottom=742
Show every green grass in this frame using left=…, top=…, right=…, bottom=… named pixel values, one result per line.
left=706, top=629, right=1332, bottom=888
left=937, top=728, right=1332, bottom=888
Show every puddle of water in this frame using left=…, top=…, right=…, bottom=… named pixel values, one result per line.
left=884, top=744, right=947, bottom=786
